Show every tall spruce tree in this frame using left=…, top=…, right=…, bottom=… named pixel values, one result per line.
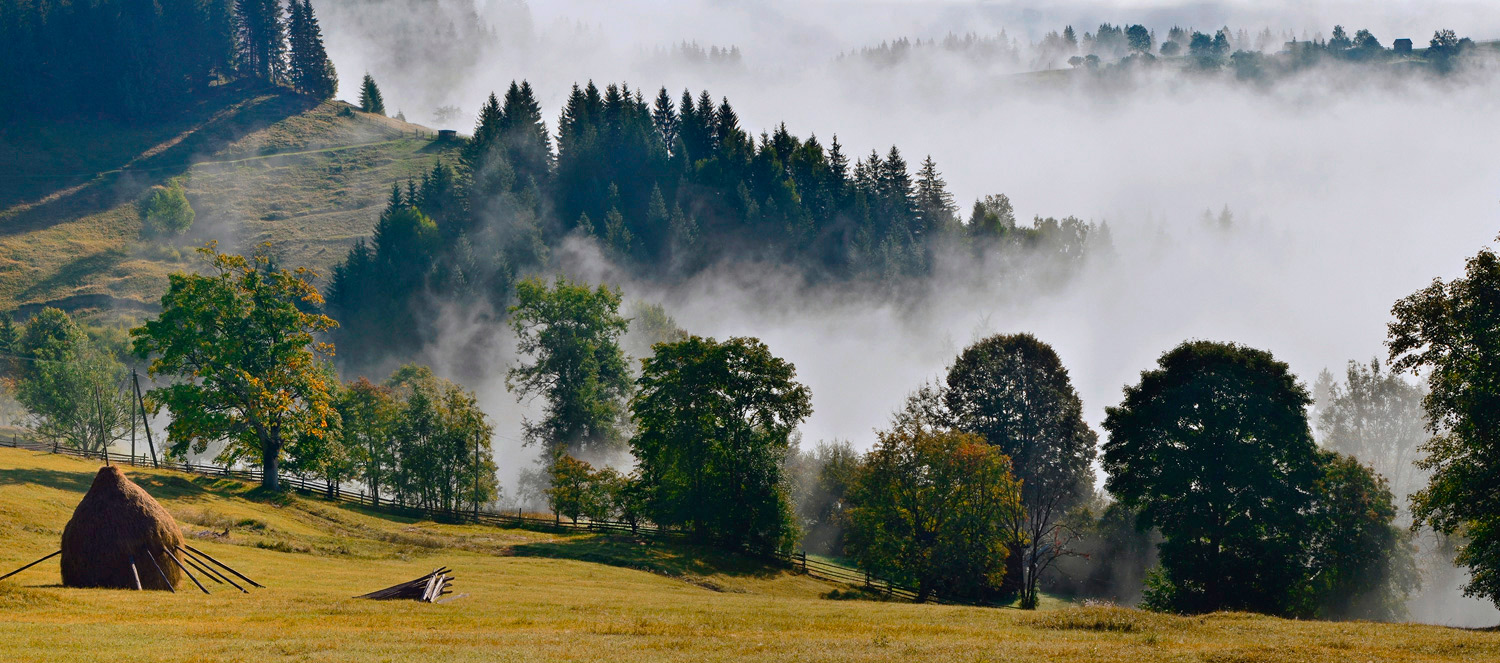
left=359, top=73, right=386, bottom=115
left=287, top=0, right=336, bottom=99
left=499, top=81, right=553, bottom=186
left=236, top=0, right=287, bottom=82
left=914, top=156, right=956, bottom=238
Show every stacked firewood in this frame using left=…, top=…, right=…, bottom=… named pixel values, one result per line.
left=355, top=567, right=459, bottom=603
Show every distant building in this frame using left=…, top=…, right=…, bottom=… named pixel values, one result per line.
left=1394, top=39, right=1413, bottom=53
left=437, top=129, right=458, bottom=141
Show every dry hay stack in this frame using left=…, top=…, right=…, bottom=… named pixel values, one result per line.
left=60, top=466, right=183, bottom=590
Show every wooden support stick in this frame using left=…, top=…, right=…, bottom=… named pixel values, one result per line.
left=181, top=544, right=263, bottom=588
left=129, top=555, right=142, bottom=590
left=180, top=555, right=223, bottom=585
left=144, top=551, right=175, bottom=592
left=183, top=556, right=220, bottom=583
left=179, top=547, right=244, bottom=593
left=163, top=547, right=209, bottom=594
left=0, top=550, right=60, bottom=582
left=421, top=572, right=439, bottom=602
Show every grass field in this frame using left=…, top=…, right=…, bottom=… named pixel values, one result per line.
left=0, top=82, right=459, bottom=322
left=0, top=447, right=1496, bottom=662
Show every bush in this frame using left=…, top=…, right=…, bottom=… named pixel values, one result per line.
left=139, top=182, right=194, bottom=238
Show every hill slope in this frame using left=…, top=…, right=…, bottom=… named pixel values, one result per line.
left=0, top=82, right=460, bottom=321
left=1, top=446, right=1496, bottom=662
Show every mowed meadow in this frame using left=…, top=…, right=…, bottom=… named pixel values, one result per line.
left=0, top=447, right=1493, bottom=663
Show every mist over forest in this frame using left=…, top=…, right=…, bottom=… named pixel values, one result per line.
left=4, top=0, right=1500, bottom=634
left=276, top=0, right=1500, bottom=626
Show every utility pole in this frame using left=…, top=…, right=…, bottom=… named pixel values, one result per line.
left=473, top=428, right=480, bottom=518
left=96, top=383, right=109, bottom=466
left=129, top=376, right=137, bottom=466
left=132, top=369, right=159, bottom=468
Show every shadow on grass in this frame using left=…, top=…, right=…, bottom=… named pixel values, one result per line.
left=0, top=82, right=315, bottom=238
left=508, top=534, right=786, bottom=583
left=0, top=467, right=95, bottom=493
left=16, top=249, right=129, bottom=303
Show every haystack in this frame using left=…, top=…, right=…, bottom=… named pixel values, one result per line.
left=60, top=466, right=183, bottom=590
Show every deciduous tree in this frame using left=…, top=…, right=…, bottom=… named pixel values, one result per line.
left=1390, top=235, right=1500, bottom=607
left=847, top=393, right=1023, bottom=602
left=130, top=243, right=339, bottom=491
left=1103, top=341, right=1320, bottom=615
left=507, top=276, right=632, bottom=456
left=631, top=335, right=811, bottom=552
left=945, top=333, right=1097, bottom=609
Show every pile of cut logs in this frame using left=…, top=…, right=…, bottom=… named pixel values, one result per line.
left=355, top=567, right=460, bottom=603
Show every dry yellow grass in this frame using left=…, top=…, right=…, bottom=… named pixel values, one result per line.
left=0, top=447, right=1496, bottom=663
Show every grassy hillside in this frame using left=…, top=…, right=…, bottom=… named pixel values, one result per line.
left=1, top=447, right=1496, bottom=662
left=0, top=81, right=460, bottom=322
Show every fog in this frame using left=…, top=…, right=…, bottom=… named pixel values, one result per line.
left=316, top=0, right=1500, bottom=625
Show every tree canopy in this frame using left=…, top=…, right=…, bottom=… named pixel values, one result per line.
left=846, top=392, right=1023, bottom=602
left=630, top=335, right=811, bottom=552
left=1390, top=235, right=1500, bottom=607
left=944, top=333, right=1097, bottom=608
left=1103, top=341, right=1321, bottom=615
left=506, top=276, right=632, bottom=457
left=13, top=308, right=132, bottom=455
left=130, top=243, right=339, bottom=491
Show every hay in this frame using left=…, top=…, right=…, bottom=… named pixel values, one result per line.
left=60, top=466, right=183, bottom=590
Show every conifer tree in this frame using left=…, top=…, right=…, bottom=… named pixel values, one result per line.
left=914, top=156, right=956, bottom=237
left=499, top=81, right=553, bottom=185
left=465, top=92, right=504, bottom=169
left=359, top=73, right=386, bottom=115
left=286, top=0, right=307, bottom=84
left=652, top=87, right=677, bottom=149
left=827, top=135, right=849, bottom=189
left=0, top=311, right=15, bottom=355
left=236, top=0, right=288, bottom=82
left=287, top=0, right=337, bottom=99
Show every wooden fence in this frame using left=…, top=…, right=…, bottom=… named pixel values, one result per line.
left=1, top=434, right=920, bottom=600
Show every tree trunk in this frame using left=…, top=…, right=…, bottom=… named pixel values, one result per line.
left=262, top=445, right=280, bottom=491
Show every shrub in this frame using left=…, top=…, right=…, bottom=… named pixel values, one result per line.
left=139, top=182, right=194, bottom=238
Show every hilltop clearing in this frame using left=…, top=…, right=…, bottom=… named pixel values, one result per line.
left=0, top=82, right=458, bottom=323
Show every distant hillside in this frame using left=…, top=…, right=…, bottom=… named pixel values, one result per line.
left=0, top=81, right=460, bottom=322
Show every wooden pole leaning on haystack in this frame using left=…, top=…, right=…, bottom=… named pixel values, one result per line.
left=0, top=550, right=61, bottom=582
left=144, top=551, right=175, bottom=593
left=162, top=547, right=209, bottom=594
left=180, top=543, right=263, bottom=588
left=179, top=546, right=246, bottom=593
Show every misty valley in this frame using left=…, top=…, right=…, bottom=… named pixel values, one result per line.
left=2, top=1, right=1500, bottom=661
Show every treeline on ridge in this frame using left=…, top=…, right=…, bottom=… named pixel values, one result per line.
left=326, top=79, right=1103, bottom=367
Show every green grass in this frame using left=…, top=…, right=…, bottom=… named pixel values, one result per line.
left=0, top=448, right=1497, bottom=662
left=0, top=81, right=459, bottom=321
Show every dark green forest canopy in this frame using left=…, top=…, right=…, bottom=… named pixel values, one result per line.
left=0, top=0, right=336, bottom=120
left=325, top=78, right=1102, bottom=369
